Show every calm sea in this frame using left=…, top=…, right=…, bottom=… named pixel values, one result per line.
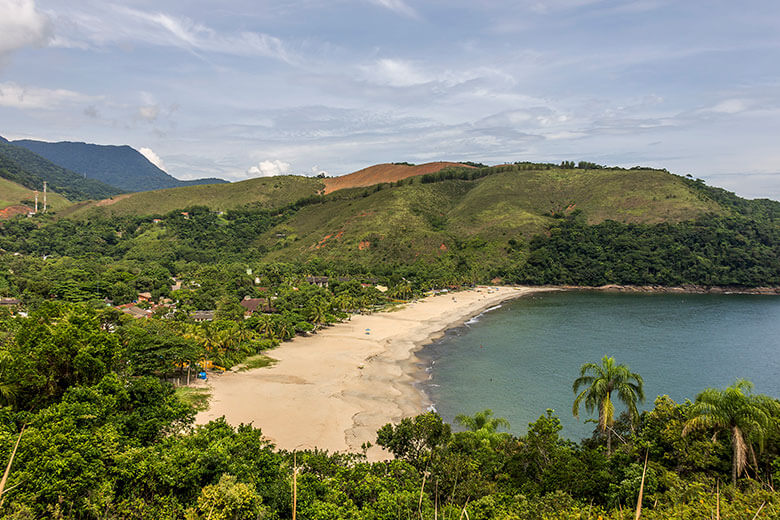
left=417, top=291, right=780, bottom=441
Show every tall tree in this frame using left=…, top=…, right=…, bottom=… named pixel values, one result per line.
left=683, top=379, right=780, bottom=486
left=572, top=355, right=645, bottom=455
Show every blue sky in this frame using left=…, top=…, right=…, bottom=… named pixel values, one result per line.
left=1, top=0, right=779, bottom=198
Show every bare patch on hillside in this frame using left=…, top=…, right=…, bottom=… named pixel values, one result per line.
left=323, top=162, right=473, bottom=194
left=0, top=205, right=31, bottom=219
left=95, top=193, right=133, bottom=206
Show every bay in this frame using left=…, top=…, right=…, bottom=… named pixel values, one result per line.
left=417, top=291, right=780, bottom=441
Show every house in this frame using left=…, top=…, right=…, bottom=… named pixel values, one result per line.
left=137, top=292, right=153, bottom=302
left=303, top=276, right=353, bottom=288
left=121, top=306, right=152, bottom=319
left=240, top=297, right=275, bottom=316
left=152, top=218, right=163, bottom=224
left=305, top=276, right=330, bottom=287
left=0, top=298, right=21, bottom=306
left=191, top=310, right=215, bottom=322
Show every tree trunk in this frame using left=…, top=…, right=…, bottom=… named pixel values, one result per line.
left=732, top=441, right=738, bottom=487
left=606, top=428, right=612, bottom=456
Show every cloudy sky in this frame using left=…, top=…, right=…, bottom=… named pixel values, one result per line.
left=1, top=0, right=779, bottom=198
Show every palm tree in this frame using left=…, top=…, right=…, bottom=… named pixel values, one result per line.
left=682, top=379, right=780, bottom=486
left=455, top=409, right=510, bottom=433
left=572, top=356, right=644, bottom=455
left=306, top=298, right=328, bottom=331
left=254, top=315, right=275, bottom=338
left=455, top=409, right=511, bottom=447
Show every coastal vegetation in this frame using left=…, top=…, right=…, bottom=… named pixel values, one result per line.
left=0, top=302, right=777, bottom=518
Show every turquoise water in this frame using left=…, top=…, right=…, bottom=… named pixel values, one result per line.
left=417, top=291, right=780, bottom=441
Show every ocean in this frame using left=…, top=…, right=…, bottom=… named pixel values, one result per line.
left=417, top=290, right=780, bottom=441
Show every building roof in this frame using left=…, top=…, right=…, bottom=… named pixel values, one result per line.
left=121, top=306, right=151, bottom=319
left=0, top=298, right=21, bottom=305
left=240, top=297, right=274, bottom=314
left=191, top=310, right=215, bottom=321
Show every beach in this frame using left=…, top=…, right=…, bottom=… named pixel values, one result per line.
left=195, top=285, right=548, bottom=459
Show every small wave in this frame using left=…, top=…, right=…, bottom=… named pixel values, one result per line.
left=428, top=384, right=440, bottom=387
left=426, top=403, right=438, bottom=413
left=465, top=303, right=503, bottom=326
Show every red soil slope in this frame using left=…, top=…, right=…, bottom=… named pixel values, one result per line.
left=323, top=162, right=473, bottom=194
left=0, top=205, right=32, bottom=219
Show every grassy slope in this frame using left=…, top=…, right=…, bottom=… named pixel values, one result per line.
left=259, top=168, right=723, bottom=265
left=62, top=175, right=325, bottom=218
left=0, top=177, right=70, bottom=212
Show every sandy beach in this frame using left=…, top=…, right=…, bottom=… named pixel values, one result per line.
left=195, top=285, right=548, bottom=459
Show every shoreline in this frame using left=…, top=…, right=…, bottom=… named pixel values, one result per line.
left=195, top=285, right=552, bottom=460
left=569, top=284, right=780, bottom=295
left=194, top=283, right=776, bottom=460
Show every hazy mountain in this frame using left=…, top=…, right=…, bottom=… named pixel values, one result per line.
left=0, top=139, right=124, bottom=201
left=12, top=139, right=228, bottom=193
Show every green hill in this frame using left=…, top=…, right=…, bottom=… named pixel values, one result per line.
left=62, top=175, right=324, bottom=218
left=0, top=139, right=123, bottom=201
left=0, top=177, right=70, bottom=214
left=13, top=139, right=227, bottom=192
left=255, top=166, right=724, bottom=266
left=2, top=162, right=779, bottom=288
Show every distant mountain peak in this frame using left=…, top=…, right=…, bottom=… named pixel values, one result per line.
left=12, top=138, right=227, bottom=193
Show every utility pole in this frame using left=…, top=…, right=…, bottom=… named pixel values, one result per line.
left=34, top=190, right=38, bottom=213
left=292, top=451, right=297, bottom=520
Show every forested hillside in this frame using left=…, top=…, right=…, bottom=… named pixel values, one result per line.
left=2, top=163, right=779, bottom=289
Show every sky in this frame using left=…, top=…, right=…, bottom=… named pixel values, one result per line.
left=1, top=0, right=779, bottom=199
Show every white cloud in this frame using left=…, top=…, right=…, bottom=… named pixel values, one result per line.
left=139, top=147, right=167, bottom=171
left=247, top=159, right=291, bottom=177
left=707, top=98, right=748, bottom=114
left=0, top=0, right=51, bottom=61
left=0, top=82, right=88, bottom=108
left=369, top=0, right=420, bottom=19
left=50, top=5, right=294, bottom=63
left=311, top=165, right=328, bottom=176
left=364, top=59, right=432, bottom=87
left=138, top=105, right=160, bottom=121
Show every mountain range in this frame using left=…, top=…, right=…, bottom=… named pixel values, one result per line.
left=12, top=139, right=227, bottom=192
